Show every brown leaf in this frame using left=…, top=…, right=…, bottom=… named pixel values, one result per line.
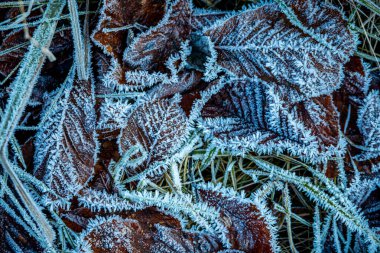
left=294, top=95, right=340, bottom=148
left=92, top=0, right=166, bottom=90
left=34, top=71, right=98, bottom=208
left=196, top=184, right=275, bottom=253
left=125, top=0, right=192, bottom=73
left=76, top=208, right=221, bottom=253
left=147, top=69, right=204, bottom=99
left=93, top=0, right=166, bottom=61
left=203, top=0, right=355, bottom=102
left=118, top=96, right=189, bottom=182
left=333, top=56, right=369, bottom=145
left=192, top=9, right=228, bottom=30
left=200, top=79, right=343, bottom=162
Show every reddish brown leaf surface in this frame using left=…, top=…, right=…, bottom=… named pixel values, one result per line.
left=333, top=56, right=369, bottom=146
left=294, top=95, right=340, bottom=148
left=125, top=0, right=192, bottom=73
left=77, top=208, right=222, bottom=253
left=192, top=9, right=228, bottom=30
left=34, top=77, right=98, bottom=207
left=92, top=0, right=166, bottom=89
left=93, top=0, right=166, bottom=61
left=203, top=0, right=355, bottom=102
left=118, top=97, right=189, bottom=182
left=200, top=79, right=343, bottom=161
left=196, top=185, right=274, bottom=253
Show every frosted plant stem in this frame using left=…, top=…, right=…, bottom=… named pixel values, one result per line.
left=170, top=162, right=182, bottom=192
left=0, top=0, right=66, bottom=248
left=312, top=206, right=322, bottom=253
left=68, top=0, right=87, bottom=80
left=251, top=157, right=380, bottom=248
left=354, top=0, right=380, bottom=16
left=283, top=184, right=299, bottom=253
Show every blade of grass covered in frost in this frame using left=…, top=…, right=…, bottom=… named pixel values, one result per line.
left=250, top=157, right=380, bottom=249
left=0, top=0, right=66, bottom=247
left=68, top=0, right=87, bottom=80
left=354, top=0, right=380, bottom=16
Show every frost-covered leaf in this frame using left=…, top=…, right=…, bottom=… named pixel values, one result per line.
left=356, top=91, right=380, bottom=161
left=92, top=0, right=166, bottom=89
left=118, top=96, right=190, bottom=182
left=203, top=0, right=356, bottom=101
left=124, top=41, right=203, bottom=94
left=200, top=78, right=344, bottom=163
left=294, top=95, right=341, bottom=149
left=196, top=183, right=278, bottom=252
left=92, top=0, right=166, bottom=61
left=152, top=223, right=221, bottom=253
left=333, top=56, right=371, bottom=142
left=115, top=188, right=229, bottom=243
left=125, top=0, right=192, bottom=73
left=76, top=209, right=221, bottom=253
left=33, top=69, right=98, bottom=208
left=193, top=8, right=228, bottom=30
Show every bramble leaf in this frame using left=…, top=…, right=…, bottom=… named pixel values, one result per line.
left=34, top=69, right=98, bottom=208
left=118, top=96, right=190, bottom=182
left=203, top=0, right=356, bottom=101
left=76, top=209, right=222, bottom=253
left=196, top=183, right=278, bottom=252
left=200, top=78, right=344, bottom=163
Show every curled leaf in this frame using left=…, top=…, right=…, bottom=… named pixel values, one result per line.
left=92, top=0, right=166, bottom=89
left=125, top=0, right=192, bottom=73
left=118, top=96, right=190, bottom=182
left=76, top=208, right=221, bottom=253
left=92, top=0, right=166, bottom=61
left=196, top=183, right=278, bottom=253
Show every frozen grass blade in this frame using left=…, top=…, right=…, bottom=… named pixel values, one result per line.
left=250, top=157, right=380, bottom=249
left=0, top=0, right=66, bottom=247
left=68, top=0, right=87, bottom=80
left=354, top=0, right=380, bottom=16
left=283, top=184, right=299, bottom=253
